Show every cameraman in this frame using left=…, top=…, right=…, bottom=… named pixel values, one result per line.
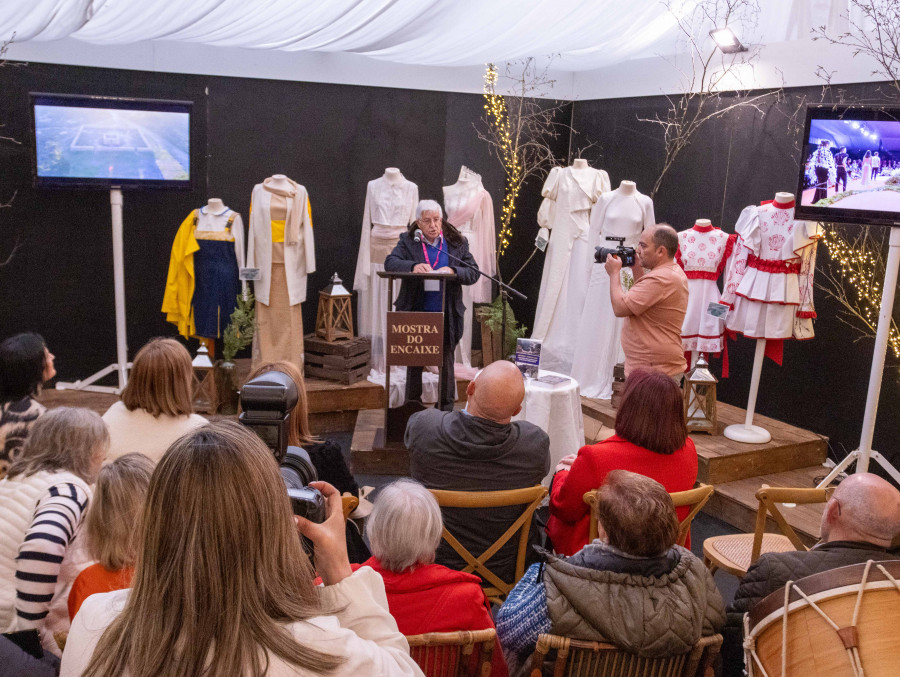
left=604, top=223, right=688, bottom=381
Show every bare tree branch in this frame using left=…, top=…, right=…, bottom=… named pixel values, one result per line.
left=0, top=36, right=24, bottom=269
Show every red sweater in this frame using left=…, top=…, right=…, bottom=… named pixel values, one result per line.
left=68, top=563, right=133, bottom=620
left=352, top=558, right=508, bottom=677
left=547, top=434, right=699, bottom=556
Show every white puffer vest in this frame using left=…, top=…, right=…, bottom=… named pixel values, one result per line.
left=0, top=469, right=94, bottom=652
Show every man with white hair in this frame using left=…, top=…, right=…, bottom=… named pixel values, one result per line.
left=384, top=200, right=479, bottom=410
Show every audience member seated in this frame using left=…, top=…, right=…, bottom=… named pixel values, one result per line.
left=68, top=453, right=154, bottom=621
left=0, top=332, right=55, bottom=478
left=102, top=338, right=207, bottom=463
left=0, top=407, right=109, bottom=655
left=496, top=471, right=725, bottom=676
left=406, top=360, right=550, bottom=584
left=721, top=472, right=900, bottom=677
left=60, top=421, right=424, bottom=677
left=356, top=479, right=508, bottom=677
left=245, top=361, right=359, bottom=497
left=547, top=367, right=698, bottom=555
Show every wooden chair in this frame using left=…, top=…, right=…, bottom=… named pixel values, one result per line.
left=583, top=484, right=714, bottom=546
left=528, top=633, right=723, bottom=677
left=429, top=486, right=548, bottom=604
left=407, top=629, right=496, bottom=677
left=341, top=494, right=359, bottom=519
left=702, top=485, right=832, bottom=578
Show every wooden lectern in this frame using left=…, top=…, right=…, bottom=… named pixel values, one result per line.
left=369, top=269, right=456, bottom=473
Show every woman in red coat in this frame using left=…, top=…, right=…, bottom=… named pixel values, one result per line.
left=547, top=368, right=698, bottom=556
left=354, top=479, right=508, bottom=677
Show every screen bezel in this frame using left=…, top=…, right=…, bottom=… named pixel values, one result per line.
left=30, top=92, right=194, bottom=190
left=795, top=104, right=900, bottom=227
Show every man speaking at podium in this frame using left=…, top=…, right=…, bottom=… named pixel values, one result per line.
left=385, top=199, right=479, bottom=411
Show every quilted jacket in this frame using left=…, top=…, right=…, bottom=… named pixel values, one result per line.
left=730, top=540, right=896, bottom=614
left=543, top=543, right=725, bottom=658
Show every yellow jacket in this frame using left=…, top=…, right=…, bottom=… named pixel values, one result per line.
left=161, top=210, right=199, bottom=339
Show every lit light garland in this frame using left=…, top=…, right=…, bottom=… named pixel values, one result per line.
left=821, top=226, right=900, bottom=358
left=483, top=63, right=521, bottom=257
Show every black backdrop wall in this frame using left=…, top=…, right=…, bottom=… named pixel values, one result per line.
left=0, top=60, right=897, bottom=469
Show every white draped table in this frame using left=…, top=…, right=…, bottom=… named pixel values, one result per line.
left=512, top=369, right=585, bottom=486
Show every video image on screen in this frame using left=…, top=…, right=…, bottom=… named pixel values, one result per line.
left=34, top=105, right=190, bottom=182
left=800, top=118, right=900, bottom=213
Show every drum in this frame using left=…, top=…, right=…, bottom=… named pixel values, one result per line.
left=745, top=560, right=900, bottom=677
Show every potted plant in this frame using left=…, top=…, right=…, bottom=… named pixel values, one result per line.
left=215, top=293, right=255, bottom=414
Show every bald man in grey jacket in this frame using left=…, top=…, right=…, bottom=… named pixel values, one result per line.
left=406, top=360, right=550, bottom=584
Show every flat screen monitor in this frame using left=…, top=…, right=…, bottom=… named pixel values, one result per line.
left=795, top=104, right=900, bottom=226
left=31, top=93, right=192, bottom=189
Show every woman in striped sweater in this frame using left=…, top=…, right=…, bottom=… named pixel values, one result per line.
left=0, top=407, right=109, bottom=656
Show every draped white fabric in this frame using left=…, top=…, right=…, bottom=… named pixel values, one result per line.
left=0, top=0, right=700, bottom=70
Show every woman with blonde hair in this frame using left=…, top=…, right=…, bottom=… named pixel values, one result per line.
left=102, top=337, right=206, bottom=463
left=0, top=407, right=109, bottom=655
left=60, top=421, right=423, bottom=677
left=68, top=453, right=154, bottom=620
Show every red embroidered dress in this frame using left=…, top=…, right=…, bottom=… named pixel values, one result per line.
left=721, top=201, right=821, bottom=340
left=676, top=224, right=736, bottom=353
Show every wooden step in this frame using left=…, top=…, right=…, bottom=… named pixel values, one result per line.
left=581, top=398, right=828, bottom=484
left=703, top=465, right=831, bottom=546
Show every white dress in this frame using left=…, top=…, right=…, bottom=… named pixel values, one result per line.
left=676, top=225, right=736, bottom=353
left=532, top=165, right=610, bottom=374
left=353, top=175, right=418, bottom=373
left=721, top=201, right=822, bottom=341
left=444, top=178, right=496, bottom=368
left=570, top=187, right=655, bottom=398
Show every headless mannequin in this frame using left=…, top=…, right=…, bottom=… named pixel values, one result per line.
left=267, top=173, right=292, bottom=193
left=206, top=198, right=226, bottom=214
left=689, top=218, right=713, bottom=368
left=196, top=198, right=240, bottom=359
left=572, top=158, right=589, bottom=170
left=723, top=192, right=795, bottom=444
left=619, top=179, right=636, bottom=195
left=383, top=167, right=403, bottom=184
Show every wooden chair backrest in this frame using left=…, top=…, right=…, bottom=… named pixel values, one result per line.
left=429, top=486, right=548, bottom=598
left=583, top=484, right=714, bottom=546
left=746, top=560, right=900, bottom=677
left=341, top=494, right=359, bottom=520
left=407, top=629, right=496, bottom=677
left=529, top=633, right=723, bottom=677
left=750, top=486, right=833, bottom=563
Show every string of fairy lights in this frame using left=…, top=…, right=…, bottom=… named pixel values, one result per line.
left=483, top=64, right=521, bottom=257
left=821, top=227, right=900, bottom=358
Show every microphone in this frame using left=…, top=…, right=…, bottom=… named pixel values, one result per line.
left=413, top=228, right=424, bottom=243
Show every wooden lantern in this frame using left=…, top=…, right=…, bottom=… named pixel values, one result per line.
left=191, top=343, right=217, bottom=414
left=684, top=354, right=718, bottom=434
left=315, top=273, right=354, bottom=343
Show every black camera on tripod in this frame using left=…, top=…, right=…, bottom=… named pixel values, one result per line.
left=239, top=371, right=326, bottom=524
left=595, top=236, right=637, bottom=267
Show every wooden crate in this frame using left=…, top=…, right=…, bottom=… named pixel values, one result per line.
left=304, top=335, right=371, bottom=385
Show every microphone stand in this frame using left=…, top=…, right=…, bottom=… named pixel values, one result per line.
left=418, top=236, right=526, bottom=361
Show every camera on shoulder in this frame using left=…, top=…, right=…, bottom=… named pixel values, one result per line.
left=595, top=236, right=636, bottom=267
left=238, top=370, right=326, bottom=524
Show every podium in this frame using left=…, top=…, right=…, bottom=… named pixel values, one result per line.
left=370, top=270, right=456, bottom=469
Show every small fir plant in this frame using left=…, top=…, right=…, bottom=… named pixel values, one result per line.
left=221, top=293, right=255, bottom=363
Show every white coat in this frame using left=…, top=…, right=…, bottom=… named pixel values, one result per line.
left=247, top=183, right=317, bottom=306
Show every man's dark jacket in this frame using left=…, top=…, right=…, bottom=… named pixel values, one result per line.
left=383, top=230, right=479, bottom=345
left=406, top=408, right=550, bottom=584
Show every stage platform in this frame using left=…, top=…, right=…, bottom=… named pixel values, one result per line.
left=581, top=397, right=830, bottom=544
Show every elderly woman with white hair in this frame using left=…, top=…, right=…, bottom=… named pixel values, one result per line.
left=384, top=200, right=479, bottom=410
left=355, top=479, right=508, bottom=676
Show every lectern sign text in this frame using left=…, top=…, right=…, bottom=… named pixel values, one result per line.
left=385, top=312, right=444, bottom=367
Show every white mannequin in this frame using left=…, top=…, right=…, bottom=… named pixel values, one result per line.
left=267, top=174, right=292, bottom=192
left=619, top=180, right=636, bottom=195
left=723, top=191, right=795, bottom=444
left=206, top=198, right=226, bottom=214
left=572, top=158, right=589, bottom=170
left=689, top=218, right=713, bottom=368
left=383, top=167, right=403, bottom=184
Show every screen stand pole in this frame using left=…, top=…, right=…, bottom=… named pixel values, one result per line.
left=723, top=338, right=772, bottom=443
left=56, top=187, right=131, bottom=394
left=817, top=225, right=900, bottom=487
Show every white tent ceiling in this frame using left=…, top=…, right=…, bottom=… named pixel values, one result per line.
left=0, top=0, right=886, bottom=99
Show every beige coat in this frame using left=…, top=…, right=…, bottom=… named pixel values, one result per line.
left=247, top=182, right=316, bottom=306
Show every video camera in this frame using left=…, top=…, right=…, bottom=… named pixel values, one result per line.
left=239, top=371, right=326, bottom=524
left=594, top=236, right=637, bottom=267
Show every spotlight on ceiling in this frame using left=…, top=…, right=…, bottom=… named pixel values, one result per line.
left=852, top=122, right=861, bottom=129
left=709, top=27, right=748, bottom=54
